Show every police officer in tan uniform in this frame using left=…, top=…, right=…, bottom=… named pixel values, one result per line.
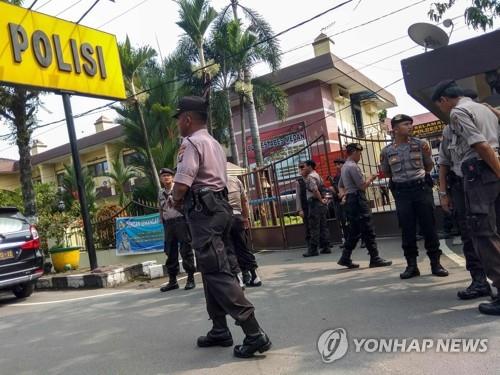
left=158, top=167, right=196, bottom=292
left=172, top=96, right=271, bottom=357
left=380, top=114, right=448, bottom=279
left=433, top=80, right=500, bottom=315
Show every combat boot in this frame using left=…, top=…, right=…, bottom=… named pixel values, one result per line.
left=184, top=273, right=196, bottom=290
left=337, top=249, right=359, bottom=269
left=429, top=253, right=449, bottom=277
left=234, top=314, right=272, bottom=358
left=160, top=274, right=179, bottom=292
left=303, top=246, right=319, bottom=257
left=478, top=294, right=500, bottom=316
left=320, top=245, right=332, bottom=254
left=367, top=248, right=392, bottom=268
left=457, top=271, right=492, bottom=300
left=245, top=269, right=262, bottom=287
left=400, top=257, right=420, bottom=279
left=197, top=316, right=233, bottom=347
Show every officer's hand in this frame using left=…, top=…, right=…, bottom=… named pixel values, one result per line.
left=440, top=194, right=452, bottom=212
left=341, top=196, right=347, bottom=205
left=299, top=210, right=304, bottom=218
left=242, top=217, right=250, bottom=229
left=322, top=198, right=328, bottom=205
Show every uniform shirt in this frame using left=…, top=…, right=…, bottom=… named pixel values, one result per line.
left=227, top=175, right=246, bottom=214
left=449, top=97, right=499, bottom=163
left=158, top=184, right=182, bottom=222
left=380, top=137, right=433, bottom=183
left=438, top=125, right=463, bottom=177
left=305, top=170, right=323, bottom=199
left=338, top=159, right=364, bottom=194
left=174, top=128, right=227, bottom=191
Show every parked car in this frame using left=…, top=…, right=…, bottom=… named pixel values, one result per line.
left=0, top=207, right=44, bottom=299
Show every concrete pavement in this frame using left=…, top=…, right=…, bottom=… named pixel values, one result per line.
left=1, top=238, right=499, bottom=375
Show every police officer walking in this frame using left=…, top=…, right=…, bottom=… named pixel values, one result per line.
left=172, top=96, right=271, bottom=356
left=302, top=160, right=332, bottom=257
left=296, top=162, right=310, bottom=246
left=380, top=115, right=449, bottom=279
left=337, top=143, right=392, bottom=269
left=433, top=80, right=500, bottom=315
left=158, top=168, right=196, bottom=292
left=227, top=174, right=262, bottom=288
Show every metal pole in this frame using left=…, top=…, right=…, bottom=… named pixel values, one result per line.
left=62, top=93, right=98, bottom=270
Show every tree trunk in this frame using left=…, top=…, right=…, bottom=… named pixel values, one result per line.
left=226, top=89, right=240, bottom=165
left=8, top=89, right=37, bottom=218
left=231, top=0, right=239, bottom=20
left=244, top=69, right=264, bottom=167
left=239, top=94, right=248, bottom=169
left=132, top=84, right=160, bottom=192
left=198, top=45, right=213, bottom=135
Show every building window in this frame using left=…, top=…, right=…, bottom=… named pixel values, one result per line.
left=87, top=161, right=108, bottom=177
left=352, top=104, right=365, bottom=138
left=56, top=172, right=65, bottom=187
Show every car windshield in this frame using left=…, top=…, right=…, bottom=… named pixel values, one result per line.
left=0, top=216, right=25, bottom=234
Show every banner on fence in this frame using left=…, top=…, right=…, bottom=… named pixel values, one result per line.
left=115, top=213, right=164, bottom=255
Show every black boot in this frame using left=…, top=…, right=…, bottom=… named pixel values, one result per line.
left=457, top=271, right=492, bottom=300
left=303, top=247, right=319, bottom=257
left=369, top=256, right=392, bottom=268
left=429, top=253, right=449, bottom=277
left=197, top=316, right=233, bottom=347
left=478, top=294, right=500, bottom=316
left=234, top=315, right=272, bottom=358
left=400, top=257, right=420, bottom=279
left=245, top=269, right=262, bottom=287
left=337, top=250, right=359, bottom=269
left=160, top=274, right=179, bottom=292
left=184, top=273, right=196, bottom=290
left=320, top=245, right=332, bottom=254
left=242, top=270, right=252, bottom=285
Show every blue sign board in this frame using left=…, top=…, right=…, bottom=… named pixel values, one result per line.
left=115, top=213, right=164, bottom=255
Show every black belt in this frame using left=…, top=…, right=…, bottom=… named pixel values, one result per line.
left=391, top=178, right=426, bottom=189
left=165, top=216, right=185, bottom=224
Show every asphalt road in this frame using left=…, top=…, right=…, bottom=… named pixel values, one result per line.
left=1, top=238, right=499, bottom=375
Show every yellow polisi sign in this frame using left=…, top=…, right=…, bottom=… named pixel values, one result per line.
left=0, top=2, right=126, bottom=100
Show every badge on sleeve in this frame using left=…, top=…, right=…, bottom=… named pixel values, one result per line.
left=177, top=144, right=186, bottom=163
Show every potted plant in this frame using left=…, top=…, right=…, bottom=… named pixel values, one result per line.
left=47, top=211, right=81, bottom=272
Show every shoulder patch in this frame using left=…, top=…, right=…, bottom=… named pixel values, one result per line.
left=177, top=144, right=186, bottom=163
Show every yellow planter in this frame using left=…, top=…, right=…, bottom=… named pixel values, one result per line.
left=49, top=246, right=81, bottom=272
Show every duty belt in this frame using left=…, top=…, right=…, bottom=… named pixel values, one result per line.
left=165, top=216, right=185, bottom=223
left=391, top=178, right=426, bottom=190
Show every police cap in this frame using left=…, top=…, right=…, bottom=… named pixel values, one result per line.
left=462, top=88, right=478, bottom=100
left=346, top=143, right=363, bottom=152
left=391, top=114, right=413, bottom=128
left=159, top=167, right=175, bottom=175
left=173, top=96, right=208, bottom=118
left=431, top=80, right=458, bottom=102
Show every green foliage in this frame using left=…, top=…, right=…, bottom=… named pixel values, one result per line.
left=105, top=154, right=138, bottom=206
left=61, top=164, right=96, bottom=213
left=175, top=0, right=218, bottom=49
left=428, top=0, right=500, bottom=31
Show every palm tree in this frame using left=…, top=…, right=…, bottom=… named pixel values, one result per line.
left=175, top=0, right=218, bottom=133
left=61, top=164, right=96, bottom=213
left=118, top=36, right=161, bottom=191
left=105, top=154, right=138, bottom=207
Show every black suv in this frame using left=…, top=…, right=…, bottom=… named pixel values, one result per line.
left=0, top=207, right=44, bottom=299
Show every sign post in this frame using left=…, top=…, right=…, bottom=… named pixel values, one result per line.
left=0, top=2, right=126, bottom=270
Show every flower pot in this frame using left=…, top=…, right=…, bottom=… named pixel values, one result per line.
left=49, top=246, right=81, bottom=272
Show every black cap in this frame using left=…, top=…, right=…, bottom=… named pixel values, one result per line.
left=462, top=88, right=478, bottom=100
left=159, top=167, right=175, bottom=175
left=431, top=80, right=457, bottom=101
left=391, top=114, right=413, bottom=127
left=346, top=143, right=363, bottom=152
left=334, top=158, right=345, bottom=164
left=173, top=96, right=208, bottom=118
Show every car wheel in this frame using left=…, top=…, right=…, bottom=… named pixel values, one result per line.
left=12, top=282, right=35, bottom=299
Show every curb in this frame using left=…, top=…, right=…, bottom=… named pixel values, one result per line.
left=36, top=261, right=165, bottom=290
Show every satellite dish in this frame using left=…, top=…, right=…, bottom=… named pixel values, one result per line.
left=408, top=23, right=449, bottom=51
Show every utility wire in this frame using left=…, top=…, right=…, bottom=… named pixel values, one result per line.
left=34, top=0, right=55, bottom=11
left=76, top=0, right=101, bottom=24
left=56, top=0, right=84, bottom=17
left=28, top=0, right=39, bottom=10
left=98, top=0, right=151, bottom=28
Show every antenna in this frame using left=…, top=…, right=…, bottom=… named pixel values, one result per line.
left=408, top=22, right=449, bottom=52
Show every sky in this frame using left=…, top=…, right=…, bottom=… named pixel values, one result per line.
left=0, top=0, right=495, bottom=160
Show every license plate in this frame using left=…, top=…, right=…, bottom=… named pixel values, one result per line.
left=0, top=250, right=14, bottom=260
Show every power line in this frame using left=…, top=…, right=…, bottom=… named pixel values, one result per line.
left=34, top=0, right=55, bottom=11
left=98, top=0, right=151, bottom=28
left=28, top=0, right=39, bottom=10
left=55, top=0, right=84, bottom=17
left=76, top=0, right=102, bottom=24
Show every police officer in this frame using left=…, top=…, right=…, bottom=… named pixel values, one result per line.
left=158, top=167, right=196, bottom=292
left=432, top=80, right=500, bottom=315
left=328, top=159, right=348, bottom=246
left=380, top=114, right=448, bottom=279
left=172, top=96, right=271, bottom=356
left=439, top=124, right=491, bottom=299
left=303, top=160, right=331, bottom=257
left=296, top=161, right=310, bottom=246
left=227, top=174, right=262, bottom=287
left=337, top=143, right=392, bottom=269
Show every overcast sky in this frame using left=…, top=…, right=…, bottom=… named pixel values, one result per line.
left=0, top=0, right=494, bottom=159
